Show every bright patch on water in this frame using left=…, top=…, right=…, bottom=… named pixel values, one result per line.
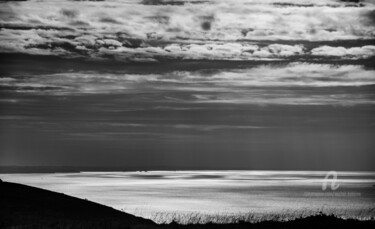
left=2, top=171, right=375, bottom=224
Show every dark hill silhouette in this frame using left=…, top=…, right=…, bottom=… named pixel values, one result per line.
left=1, top=181, right=374, bottom=229
left=0, top=181, right=156, bottom=229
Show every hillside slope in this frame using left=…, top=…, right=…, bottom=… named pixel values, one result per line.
left=0, top=181, right=156, bottom=229
left=1, top=181, right=374, bottom=229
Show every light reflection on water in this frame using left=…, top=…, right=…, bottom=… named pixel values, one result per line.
left=2, top=171, right=375, bottom=224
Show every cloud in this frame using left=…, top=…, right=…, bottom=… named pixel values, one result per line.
left=173, top=124, right=264, bottom=131
left=364, top=9, right=375, bottom=25
left=141, top=0, right=185, bottom=5
left=199, top=14, right=215, bottom=31
left=99, top=16, right=121, bottom=24
left=1, top=0, right=374, bottom=43
left=92, top=43, right=306, bottom=61
left=92, top=43, right=375, bottom=61
left=311, top=45, right=375, bottom=58
left=0, top=0, right=374, bottom=61
left=60, top=8, right=80, bottom=19
left=1, top=24, right=374, bottom=61
left=1, top=63, right=374, bottom=105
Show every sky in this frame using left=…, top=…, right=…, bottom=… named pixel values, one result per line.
left=0, top=0, right=375, bottom=171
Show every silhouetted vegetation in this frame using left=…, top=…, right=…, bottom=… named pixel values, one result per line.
left=0, top=181, right=155, bottom=229
left=1, top=181, right=374, bottom=229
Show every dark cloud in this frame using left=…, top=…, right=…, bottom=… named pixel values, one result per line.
left=24, top=40, right=85, bottom=56
left=199, top=15, right=215, bottom=31
left=241, top=28, right=254, bottom=37
left=201, top=21, right=211, bottom=31
left=141, top=0, right=184, bottom=5
left=141, top=0, right=209, bottom=6
left=0, top=84, right=63, bottom=92
left=340, top=0, right=361, bottom=3
left=69, top=20, right=90, bottom=27
left=272, top=1, right=366, bottom=7
left=0, top=23, right=74, bottom=31
left=272, top=3, right=316, bottom=7
left=0, top=4, right=18, bottom=21
left=99, top=16, right=121, bottom=24
left=60, top=8, right=79, bottom=19
left=147, top=15, right=170, bottom=25
left=363, top=9, right=375, bottom=25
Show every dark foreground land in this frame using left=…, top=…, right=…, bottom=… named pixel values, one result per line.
left=1, top=181, right=374, bottom=229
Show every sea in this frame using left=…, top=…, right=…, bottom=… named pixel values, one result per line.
left=2, top=170, right=375, bottom=224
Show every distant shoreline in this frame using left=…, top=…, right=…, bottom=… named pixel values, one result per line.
left=1, top=166, right=375, bottom=174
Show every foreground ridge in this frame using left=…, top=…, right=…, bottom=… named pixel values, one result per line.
left=1, top=181, right=374, bottom=229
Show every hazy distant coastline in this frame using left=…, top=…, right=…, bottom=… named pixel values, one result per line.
left=2, top=166, right=375, bottom=174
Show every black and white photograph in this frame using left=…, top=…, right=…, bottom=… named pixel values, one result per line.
left=0, top=0, right=375, bottom=228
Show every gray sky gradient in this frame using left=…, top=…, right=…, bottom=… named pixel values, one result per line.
left=0, top=0, right=374, bottom=171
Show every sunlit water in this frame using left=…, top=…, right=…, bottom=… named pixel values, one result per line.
left=2, top=171, right=375, bottom=224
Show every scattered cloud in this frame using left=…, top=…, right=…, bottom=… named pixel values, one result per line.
left=1, top=63, right=374, bottom=105
left=0, top=2, right=373, bottom=41
left=0, top=1, right=374, bottom=104
left=311, top=45, right=375, bottom=58
left=0, top=0, right=374, bottom=61
left=1, top=26, right=374, bottom=61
